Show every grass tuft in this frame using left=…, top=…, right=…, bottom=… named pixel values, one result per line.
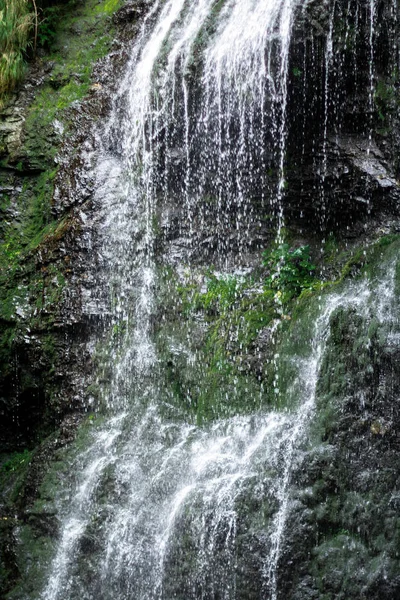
left=0, top=0, right=34, bottom=99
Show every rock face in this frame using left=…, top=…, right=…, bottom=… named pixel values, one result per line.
left=0, top=1, right=131, bottom=454
left=272, top=285, right=400, bottom=599
left=284, top=0, right=400, bottom=233
left=0, top=3, right=135, bottom=593
left=0, top=74, right=91, bottom=453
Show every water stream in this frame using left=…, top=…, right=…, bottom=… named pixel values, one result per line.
left=38, top=1, right=399, bottom=598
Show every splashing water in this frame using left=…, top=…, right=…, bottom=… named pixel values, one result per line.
left=41, top=266, right=397, bottom=600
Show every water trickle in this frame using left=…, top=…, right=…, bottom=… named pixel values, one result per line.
left=367, top=0, right=376, bottom=154
left=264, top=281, right=371, bottom=599
left=319, top=0, right=335, bottom=230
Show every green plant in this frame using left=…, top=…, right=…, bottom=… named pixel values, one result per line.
left=0, top=0, right=34, bottom=98
left=204, top=274, right=240, bottom=310
left=1, top=449, right=31, bottom=473
left=36, top=4, right=60, bottom=48
left=374, top=80, right=396, bottom=124
left=263, top=244, right=316, bottom=298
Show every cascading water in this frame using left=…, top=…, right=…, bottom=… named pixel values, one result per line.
left=36, top=1, right=400, bottom=599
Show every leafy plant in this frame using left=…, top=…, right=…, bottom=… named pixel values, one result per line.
left=195, top=273, right=243, bottom=315
left=263, top=244, right=316, bottom=298
left=36, top=4, right=60, bottom=49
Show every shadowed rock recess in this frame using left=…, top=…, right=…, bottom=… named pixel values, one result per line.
left=1, top=0, right=400, bottom=598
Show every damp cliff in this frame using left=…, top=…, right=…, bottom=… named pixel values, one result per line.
left=1, top=0, right=400, bottom=599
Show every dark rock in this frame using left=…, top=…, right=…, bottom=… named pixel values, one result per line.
left=112, top=1, right=147, bottom=25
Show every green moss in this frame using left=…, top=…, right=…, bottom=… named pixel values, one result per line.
left=5, top=523, right=54, bottom=600
left=374, top=79, right=396, bottom=125
left=156, top=239, right=371, bottom=421
left=0, top=168, right=63, bottom=296
left=0, top=0, right=119, bottom=462
left=21, top=0, right=121, bottom=157
left=0, top=450, right=33, bottom=506
left=0, top=449, right=32, bottom=476
left=321, top=233, right=400, bottom=285
left=156, top=266, right=282, bottom=422
left=94, top=0, right=122, bottom=15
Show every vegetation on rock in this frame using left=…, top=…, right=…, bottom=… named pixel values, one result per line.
left=263, top=243, right=317, bottom=299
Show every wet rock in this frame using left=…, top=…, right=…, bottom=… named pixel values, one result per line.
left=334, top=135, right=400, bottom=191
left=0, top=108, right=25, bottom=159
left=112, top=1, right=146, bottom=25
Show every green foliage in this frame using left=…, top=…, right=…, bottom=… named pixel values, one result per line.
left=0, top=0, right=122, bottom=104
left=263, top=244, right=316, bottom=298
left=36, top=5, right=60, bottom=49
left=0, top=0, right=34, bottom=97
left=1, top=449, right=31, bottom=474
left=374, top=80, right=396, bottom=124
left=93, top=0, right=121, bottom=15
left=195, top=273, right=242, bottom=314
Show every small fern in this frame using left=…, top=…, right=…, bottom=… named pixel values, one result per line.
left=263, top=244, right=317, bottom=299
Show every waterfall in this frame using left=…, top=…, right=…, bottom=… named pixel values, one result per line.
left=37, top=1, right=400, bottom=599
left=40, top=270, right=397, bottom=600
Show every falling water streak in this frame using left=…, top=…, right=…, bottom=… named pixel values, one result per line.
left=332, top=0, right=345, bottom=139
left=162, top=0, right=217, bottom=243
left=216, top=74, right=224, bottom=256
left=182, top=78, right=192, bottom=236
left=390, top=0, right=399, bottom=75
left=332, top=0, right=353, bottom=138
left=367, top=0, right=376, bottom=155
left=201, top=0, right=299, bottom=255
left=41, top=1, right=200, bottom=594
left=396, top=0, right=400, bottom=70
left=265, top=281, right=373, bottom=600
left=99, top=0, right=192, bottom=398
left=319, top=0, right=336, bottom=235
left=263, top=1, right=298, bottom=333
left=376, top=261, right=397, bottom=324
left=113, top=0, right=205, bottom=381
left=343, top=0, right=353, bottom=80
left=353, top=1, right=359, bottom=86
left=275, top=0, right=295, bottom=244
left=98, top=411, right=292, bottom=599
left=123, top=0, right=187, bottom=160
left=41, top=414, right=126, bottom=600
left=101, top=0, right=163, bottom=146
left=234, top=87, right=246, bottom=258
left=297, top=11, right=311, bottom=232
